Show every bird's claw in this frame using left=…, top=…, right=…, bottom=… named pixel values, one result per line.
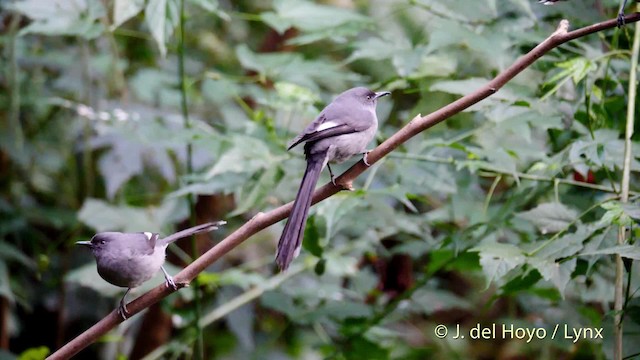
left=617, top=12, right=626, bottom=28
left=165, top=275, right=178, bottom=291
left=363, top=151, right=371, bottom=166
left=118, top=300, right=129, bottom=320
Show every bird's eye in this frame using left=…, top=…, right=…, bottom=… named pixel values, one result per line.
left=366, top=95, right=372, bottom=100
left=100, top=240, right=106, bottom=245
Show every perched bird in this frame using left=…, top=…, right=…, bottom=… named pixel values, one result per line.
left=276, top=87, right=390, bottom=271
left=77, top=221, right=225, bottom=319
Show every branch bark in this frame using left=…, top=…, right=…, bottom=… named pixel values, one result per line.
left=48, top=13, right=640, bottom=360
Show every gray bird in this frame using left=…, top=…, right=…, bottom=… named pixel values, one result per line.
left=77, top=221, right=225, bottom=319
left=276, top=87, right=390, bottom=271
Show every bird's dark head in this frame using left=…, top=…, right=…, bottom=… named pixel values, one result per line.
left=76, top=233, right=115, bottom=255
left=76, top=232, right=157, bottom=256
left=341, top=87, right=390, bottom=107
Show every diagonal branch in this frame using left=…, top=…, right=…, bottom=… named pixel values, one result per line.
left=47, top=13, right=640, bottom=360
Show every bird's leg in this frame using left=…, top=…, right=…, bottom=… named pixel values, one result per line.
left=161, top=265, right=178, bottom=290
left=362, top=151, right=372, bottom=166
left=618, top=0, right=629, bottom=27
left=118, top=288, right=131, bottom=320
left=327, top=164, right=337, bottom=186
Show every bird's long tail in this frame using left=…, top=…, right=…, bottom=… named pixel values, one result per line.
left=160, top=221, right=226, bottom=245
left=276, top=152, right=326, bottom=271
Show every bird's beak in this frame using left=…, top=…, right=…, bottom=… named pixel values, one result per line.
left=76, top=241, right=92, bottom=247
left=375, top=91, right=391, bottom=99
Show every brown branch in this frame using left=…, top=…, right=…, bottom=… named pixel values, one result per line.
left=48, top=13, right=640, bottom=360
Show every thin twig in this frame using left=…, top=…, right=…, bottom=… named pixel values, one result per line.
left=614, top=8, right=639, bottom=360
left=47, top=13, right=640, bottom=360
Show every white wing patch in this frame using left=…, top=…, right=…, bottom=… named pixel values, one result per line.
left=316, top=120, right=339, bottom=131
left=143, top=232, right=153, bottom=241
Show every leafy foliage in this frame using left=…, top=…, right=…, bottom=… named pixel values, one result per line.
left=2, top=0, right=640, bottom=359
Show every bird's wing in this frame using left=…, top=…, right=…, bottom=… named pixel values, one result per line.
left=287, top=107, right=369, bottom=150
left=129, top=232, right=157, bottom=255
left=287, top=123, right=358, bottom=150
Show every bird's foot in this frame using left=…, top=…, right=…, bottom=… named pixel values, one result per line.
left=160, top=265, right=180, bottom=290
left=164, top=275, right=178, bottom=290
left=617, top=12, right=626, bottom=28
left=118, top=299, right=129, bottom=320
left=363, top=151, right=371, bottom=166
left=327, top=164, right=338, bottom=186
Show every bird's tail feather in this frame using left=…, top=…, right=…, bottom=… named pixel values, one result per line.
left=160, top=221, right=226, bottom=245
left=276, top=152, right=326, bottom=271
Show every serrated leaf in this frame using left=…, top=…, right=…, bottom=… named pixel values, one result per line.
left=528, top=257, right=576, bottom=293
left=471, top=243, right=526, bottom=285
left=516, top=202, right=577, bottom=234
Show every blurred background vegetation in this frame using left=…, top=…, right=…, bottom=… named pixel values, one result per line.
left=2, top=0, right=640, bottom=359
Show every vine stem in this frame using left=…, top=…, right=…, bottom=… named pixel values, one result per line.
left=614, top=8, right=639, bottom=359
left=177, top=0, right=204, bottom=358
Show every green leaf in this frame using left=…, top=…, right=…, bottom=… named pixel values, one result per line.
left=77, top=198, right=188, bottom=232
left=471, top=243, right=526, bottom=286
left=302, top=215, right=322, bottom=258
left=0, top=242, right=36, bottom=270
left=18, top=346, right=50, bottom=360
left=235, top=44, right=361, bottom=90
left=516, top=202, right=578, bottom=234
left=0, top=261, right=14, bottom=304
left=112, top=0, right=145, bottom=29
left=10, top=0, right=105, bottom=39
left=316, top=195, right=361, bottom=241
left=231, top=166, right=285, bottom=216
left=342, top=336, right=389, bottom=360
left=411, top=289, right=471, bottom=315
left=601, top=201, right=640, bottom=227
left=579, top=245, right=640, bottom=260
left=206, top=135, right=286, bottom=179
left=261, top=290, right=301, bottom=318
left=212, top=269, right=267, bottom=289
left=528, top=258, right=576, bottom=293
left=187, top=0, right=229, bottom=20
left=145, top=0, right=179, bottom=57
left=260, top=0, right=371, bottom=42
